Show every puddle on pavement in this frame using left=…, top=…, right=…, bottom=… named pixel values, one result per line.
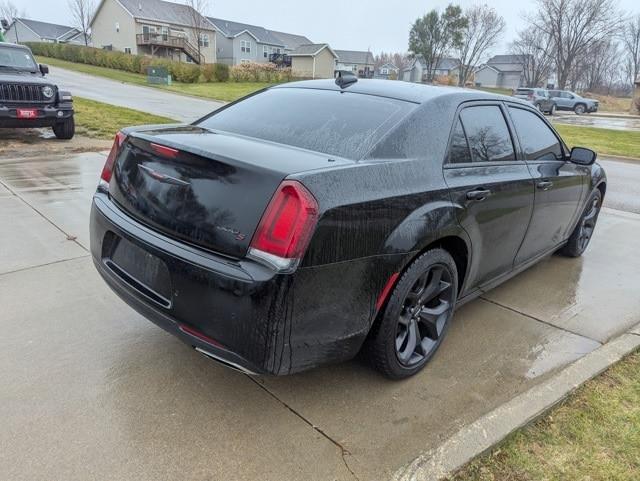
left=553, top=115, right=640, bottom=131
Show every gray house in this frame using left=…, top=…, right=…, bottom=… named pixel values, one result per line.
left=375, top=62, right=399, bottom=80
left=334, top=49, right=374, bottom=78
left=4, top=18, right=88, bottom=45
left=268, top=30, right=312, bottom=53
left=402, top=56, right=460, bottom=83
left=208, top=18, right=286, bottom=65
left=475, top=54, right=529, bottom=90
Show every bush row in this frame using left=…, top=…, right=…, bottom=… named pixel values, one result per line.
left=229, top=62, right=293, bottom=83
left=25, top=42, right=231, bottom=83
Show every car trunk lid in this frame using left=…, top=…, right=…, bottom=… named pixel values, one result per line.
left=108, top=125, right=348, bottom=258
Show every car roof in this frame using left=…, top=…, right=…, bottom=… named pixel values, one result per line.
left=272, top=78, right=522, bottom=106
left=0, top=42, right=31, bottom=51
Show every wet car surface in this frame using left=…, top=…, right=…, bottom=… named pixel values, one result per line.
left=2, top=132, right=640, bottom=480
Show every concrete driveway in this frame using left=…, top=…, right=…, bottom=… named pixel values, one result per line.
left=46, top=66, right=224, bottom=123
left=1, top=139, right=639, bottom=480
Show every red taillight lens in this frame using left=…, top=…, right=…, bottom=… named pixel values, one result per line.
left=250, top=180, right=318, bottom=261
left=100, top=131, right=127, bottom=185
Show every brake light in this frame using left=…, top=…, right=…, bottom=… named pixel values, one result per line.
left=150, top=142, right=179, bottom=159
left=248, top=180, right=318, bottom=272
left=99, top=131, right=127, bottom=189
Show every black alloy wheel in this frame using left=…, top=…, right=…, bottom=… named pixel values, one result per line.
left=363, top=248, right=458, bottom=379
left=395, top=264, right=454, bottom=366
left=561, top=189, right=602, bottom=257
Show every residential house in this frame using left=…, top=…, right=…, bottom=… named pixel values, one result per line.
left=90, top=0, right=216, bottom=64
left=268, top=30, right=312, bottom=53
left=334, top=49, right=374, bottom=78
left=207, top=18, right=286, bottom=65
left=289, top=43, right=338, bottom=79
left=402, top=56, right=460, bottom=83
left=474, top=54, right=529, bottom=90
left=375, top=62, right=399, bottom=80
left=4, top=18, right=89, bottom=45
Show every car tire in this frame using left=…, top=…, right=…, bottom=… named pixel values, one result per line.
left=53, top=117, right=75, bottom=140
left=362, top=248, right=458, bottom=379
left=560, top=189, right=602, bottom=258
left=574, top=103, right=586, bottom=115
left=549, top=104, right=556, bottom=116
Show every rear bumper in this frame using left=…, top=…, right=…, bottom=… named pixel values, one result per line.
left=0, top=103, right=73, bottom=128
left=90, top=193, right=386, bottom=375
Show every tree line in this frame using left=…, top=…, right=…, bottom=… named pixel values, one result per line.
left=376, top=0, right=639, bottom=94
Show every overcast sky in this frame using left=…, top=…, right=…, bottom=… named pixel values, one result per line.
left=15, top=0, right=640, bottom=55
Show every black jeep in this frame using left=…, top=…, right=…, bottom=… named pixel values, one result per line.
left=0, top=42, right=74, bottom=139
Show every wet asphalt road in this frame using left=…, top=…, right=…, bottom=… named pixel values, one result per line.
left=47, top=66, right=224, bottom=122
left=553, top=113, right=640, bottom=131
left=1, top=142, right=640, bottom=480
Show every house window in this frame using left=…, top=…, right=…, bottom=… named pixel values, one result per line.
left=381, top=68, right=388, bottom=75
left=241, top=40, right=251, bottom=53
left=263, top=45, right=268, bottom=58
left=186, top=55, right=194, bottom=63
left=115, top=22, right=119, bottom=32
left=240, top=59, right=250, bottom=64
left=199, top=33, right=209, bottom=47
left=124, top=47, right=132, bottom=54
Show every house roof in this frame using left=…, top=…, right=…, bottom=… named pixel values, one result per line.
left=268, top=30, right=312, bottom=51
left=378, top=63, right=399, bottom=71
left=487, top=54, right=529, bottom=65
left=14, top=18, right=79, bottom=40
left=207, top=17, right=283, bottom=45
left=101, top=0, right=213, bottom=30
left=289, top=43, right=337, bottom=58
left=334, top=49, right=374, bottom=65
left=435, top=57, right=460, bottom=70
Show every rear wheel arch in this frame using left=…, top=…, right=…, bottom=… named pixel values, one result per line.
left=596, top=181, right=606, bottom=199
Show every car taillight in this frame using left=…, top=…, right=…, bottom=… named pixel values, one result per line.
left=248, top=180, right=318, bottom=272
left=99, top=131, right=127, bottom=190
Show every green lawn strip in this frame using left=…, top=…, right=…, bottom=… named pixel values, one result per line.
left=447, top=350, right=640, bottom=481
left=74, top=97, right=175, bottom=139
left=554, top=124, right=640, bottom=159
left=37, top=56, right=271, bottom=102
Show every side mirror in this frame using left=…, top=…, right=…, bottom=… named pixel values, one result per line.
left=569, top=147, right=597, bottom=165
left=39, top=64, right=49, bottom=75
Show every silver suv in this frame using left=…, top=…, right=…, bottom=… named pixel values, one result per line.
left=549, top=90, right=598, bottom=114
left=513, top=88, right=556, bottom=115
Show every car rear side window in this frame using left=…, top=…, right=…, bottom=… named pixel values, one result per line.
left=508, top=107, right=563, bottom=161
left=458, top=106, right=515, bottom=162
left=197, top=88, right=415, bottom=159
left=448, top=119, right=472, bottom=163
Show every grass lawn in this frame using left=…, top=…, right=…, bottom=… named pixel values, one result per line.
left=38, top=56, right=272, bottom=102
left=473, top=86, right=513, bottom=96
left=74, top=97, right=174, bottom=139
left=554, top=124, right=640, bottom=159
left=447, top=350, right=640, bottom=481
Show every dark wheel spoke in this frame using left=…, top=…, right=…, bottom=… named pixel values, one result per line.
left=419, top=300, right=450, bottom=340
left=396, top=319, right=418, bottom=362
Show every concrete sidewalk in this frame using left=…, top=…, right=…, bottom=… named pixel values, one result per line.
left=47, top=66, right=224, bottom=123
left=1, top=150, right=640, bottom=481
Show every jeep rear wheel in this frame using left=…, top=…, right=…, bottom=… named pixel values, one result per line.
left=53, top=117, right=75, bottom=140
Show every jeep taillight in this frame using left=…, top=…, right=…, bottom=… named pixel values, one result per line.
left=99, top=131, right=127, bottom=190
left=248, top=180, right=319, bottom=272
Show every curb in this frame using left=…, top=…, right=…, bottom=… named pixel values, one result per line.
left=392, top=328, right=640, bottom=481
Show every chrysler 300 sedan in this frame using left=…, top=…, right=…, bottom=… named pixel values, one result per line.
left=90, top=78, right=605, bottom=379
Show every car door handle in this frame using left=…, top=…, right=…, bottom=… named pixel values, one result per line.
left=466, top=189, right=492, bottom=201
left=537, top=181, right=554, bottom=191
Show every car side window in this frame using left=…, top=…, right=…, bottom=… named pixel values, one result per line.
left=459, top=106, right=515, bottom=162
left=447, top=119, right=472, bottom=163
left=508, top=107, right=563, bottom=161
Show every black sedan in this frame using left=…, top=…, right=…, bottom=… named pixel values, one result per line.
left=90, top=78, right=606, bottom=379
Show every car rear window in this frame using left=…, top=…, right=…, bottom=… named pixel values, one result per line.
left=197, top=87, right=416, bottom=159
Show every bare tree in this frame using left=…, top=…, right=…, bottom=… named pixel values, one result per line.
left=184, top=0, right=210, bottom=63
left=374, top=52, right=411, bottom=70
left=621, top=15, right=640, bottom=88
left=456, top=5, right=505, bottom=86
left=510, top=26, right=555, bottom=87
left=0, top=0, right=19, bottom=25
left=579, top=39, right=621, bottom=92
left=409, top=4, right=468, bottom=82
left=68, top=0, right=94, bottom=46
left=528, top=0, right=623, bottom=89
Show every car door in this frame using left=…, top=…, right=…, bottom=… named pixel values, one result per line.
left=443, top=103, right=535, bottom=290
left=506, top=105, right=586, bottom=264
